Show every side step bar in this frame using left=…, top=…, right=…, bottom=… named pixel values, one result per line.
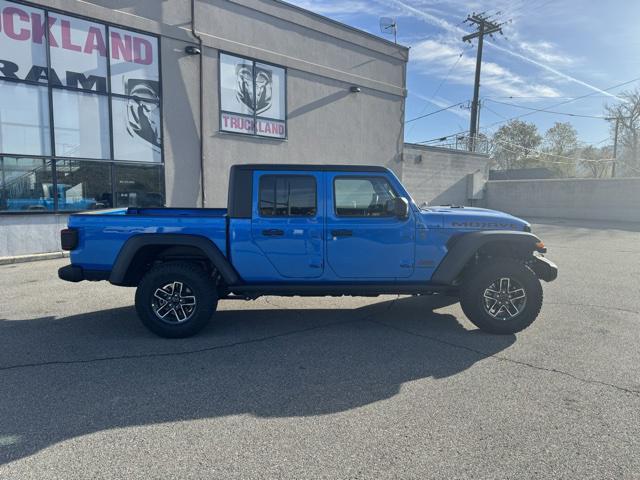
left=228, top=283, right=457, bottom=298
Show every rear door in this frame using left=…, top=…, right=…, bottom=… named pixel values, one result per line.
left=251, top=171, right=324, bottom=279
left=326, top=173, right=415, bottom=279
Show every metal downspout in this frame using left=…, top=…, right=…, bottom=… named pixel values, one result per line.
left=191, top=0, right=206, bottom=207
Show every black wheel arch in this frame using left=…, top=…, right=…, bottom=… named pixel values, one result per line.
left=109, top=234, right=242, bottom=287
left=431, top=230, right=543, bottom=285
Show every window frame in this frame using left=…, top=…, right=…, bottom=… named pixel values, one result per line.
left=332, top=175, right=399, bottom=219
left=218, top=50, right=287, bottom=140
left=0, top=0, right=165, bottom=214
left=258, top=174, right=317, bottom=218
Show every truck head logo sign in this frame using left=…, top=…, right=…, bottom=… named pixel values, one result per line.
left=125, top=79, right=161, bottom=150
left=235, top=64, right=273, bottom=115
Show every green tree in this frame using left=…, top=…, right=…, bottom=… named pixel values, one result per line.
left=542, top=122, right=579, bottom=177
left=491, top=120, right=542, bottom=170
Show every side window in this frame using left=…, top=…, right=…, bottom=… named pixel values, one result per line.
left=259, top=175, right=317, bottom=217
left=334, top=177, right=397, bottom=217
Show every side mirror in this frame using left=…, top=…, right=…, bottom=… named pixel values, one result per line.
left=394, top=196, right=409, bottom=220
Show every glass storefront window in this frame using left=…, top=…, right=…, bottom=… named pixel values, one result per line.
left=55, top=160, right=112, bottom=211
left=219, top=53, right=287, bottom=139
left=0, top=1, right=48, bottom=84
left=52, top=89, right=111, bottom=159
left=0, top=83, right=51, bottom=156
left=111, top=95, right=161, bottom=162
left=0, top=158, right=54, bottom=212
left=49, top=13, right=108, bottom=93
left=0, top=1, right=164, bottom=214
left=115, top=163, right=163, bottom=207
left=109, top=27, right=159, bottom=96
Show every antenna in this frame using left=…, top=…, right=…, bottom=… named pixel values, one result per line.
left=379, top=17, right=397, bottom=44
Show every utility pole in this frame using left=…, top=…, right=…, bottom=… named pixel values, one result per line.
left=611, top=116, right=620, bottom=178
left=463, top=13, right=504, bottom=152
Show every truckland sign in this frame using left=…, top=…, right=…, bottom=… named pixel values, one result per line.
left=0, top=0, right=161, bottom=162
left=220, top=53, right=286, bottom=139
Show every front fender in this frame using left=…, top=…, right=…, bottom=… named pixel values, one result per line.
left=431, top=230, right=543, bottom=285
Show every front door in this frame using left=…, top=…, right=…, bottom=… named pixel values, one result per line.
left=251, top=172, right=324, bottom=279
left=326, top=174, right=415, bottom=279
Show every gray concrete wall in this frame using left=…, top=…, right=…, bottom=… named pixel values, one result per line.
left=486, top=178, right=640, bottom=222
left=401, top=144, right=491, bottom=206
left=0, top=215, right=69, bottom=258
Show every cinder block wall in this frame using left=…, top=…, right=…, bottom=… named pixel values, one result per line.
left=486, top=178, right=640, bottom=222
left=401, top=144, right=491, bottom=206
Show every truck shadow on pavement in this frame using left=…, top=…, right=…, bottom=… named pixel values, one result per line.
left=0, top=296, right=515, bottom=464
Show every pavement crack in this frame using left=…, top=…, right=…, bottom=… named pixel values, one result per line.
left=0, top=318, right=362, bottom=373
left=368, top=319, right=640, bottom=397
left=0, top=299, right=398, bottom=373
left=546, top=301, right=639, bottom=316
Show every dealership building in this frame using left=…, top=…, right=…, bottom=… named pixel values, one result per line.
left=0, top=0, right=413, bottom=256
left=0, top=0, right=490, bottom=258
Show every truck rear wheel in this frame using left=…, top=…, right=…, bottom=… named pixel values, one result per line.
left=460, top=259, right=542, bottom=334
left=135, top=262, right=218, bottom=338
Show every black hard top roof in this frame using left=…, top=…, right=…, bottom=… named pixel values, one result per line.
left=231, top=164, right=390, bottom=173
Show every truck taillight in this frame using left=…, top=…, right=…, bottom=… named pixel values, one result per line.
left=60, top=228, right=78, bottom=251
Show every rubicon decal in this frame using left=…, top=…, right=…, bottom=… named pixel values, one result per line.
left=451, top=221, right=522, bottom=229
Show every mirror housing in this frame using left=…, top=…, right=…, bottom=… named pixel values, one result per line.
left=394, top=197, right=409, bottom=220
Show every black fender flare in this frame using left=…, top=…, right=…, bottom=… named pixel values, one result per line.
left=431, top=230, right=542, bottom=285
left=109, top=234, right=242, bottom=286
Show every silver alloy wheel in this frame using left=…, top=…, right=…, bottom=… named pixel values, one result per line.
left=152, top=281, right=197, bottom=324
left=482, top=277, right=527, bottom=321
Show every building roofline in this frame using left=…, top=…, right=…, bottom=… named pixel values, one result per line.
left=271, top=0, right=409, bottom=53
left=404, top=143, right=490, bottom=158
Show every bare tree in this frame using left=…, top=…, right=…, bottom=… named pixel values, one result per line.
left=605, top=88, right=640, bottom=176
left=579, top=145, right=612, bottom=178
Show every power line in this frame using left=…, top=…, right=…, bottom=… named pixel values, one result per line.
left=485, top=98, right=611, bottom=119
left=493, top=138, right=615, bottom=164
left=406, top=46, right=470, bottom=135
left=485, top=95, right=615, bottom=100
left=415, top=75, right=640, bottom=144
left=404, top=102, right=465, bottom=124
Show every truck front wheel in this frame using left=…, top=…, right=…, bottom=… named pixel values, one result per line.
left=460, top=259, right=543, bottom=334
left=135, top=262, right=218, bottom=338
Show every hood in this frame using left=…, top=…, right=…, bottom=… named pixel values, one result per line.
left=419, top=205, right=530, bottom=231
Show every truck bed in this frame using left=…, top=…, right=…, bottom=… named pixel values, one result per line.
left=67, top=207, right=229, bottom=271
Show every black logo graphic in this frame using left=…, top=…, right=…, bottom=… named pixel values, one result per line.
left=125, top=79, right=161, bottom=149
left=235, top=64, right=272, bottom=115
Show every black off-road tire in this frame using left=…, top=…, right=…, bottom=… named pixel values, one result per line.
left=135, top=262, right=218, bottom=338
left=460, top=259, right=543, bottom=334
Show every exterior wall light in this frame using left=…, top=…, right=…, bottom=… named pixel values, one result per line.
left=350, top=86, right=361, bottom=93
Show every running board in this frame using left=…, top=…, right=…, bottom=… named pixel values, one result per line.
left=228, top=283, right=457, bottom=298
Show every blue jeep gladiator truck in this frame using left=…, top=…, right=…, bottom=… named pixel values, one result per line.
left=58, top=164, right=557, bottom=338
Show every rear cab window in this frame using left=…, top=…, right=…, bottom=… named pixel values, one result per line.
left=259, top=175, right=317, bottom=217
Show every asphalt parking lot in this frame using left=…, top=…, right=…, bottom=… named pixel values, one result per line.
left=1, top=219, right=639, bottom=479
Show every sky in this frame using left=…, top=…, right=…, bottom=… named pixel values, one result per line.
left=286, top=0, right=640, bottom=147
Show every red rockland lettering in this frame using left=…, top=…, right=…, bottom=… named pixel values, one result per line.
left=0, top=4, right=153, bottom=65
